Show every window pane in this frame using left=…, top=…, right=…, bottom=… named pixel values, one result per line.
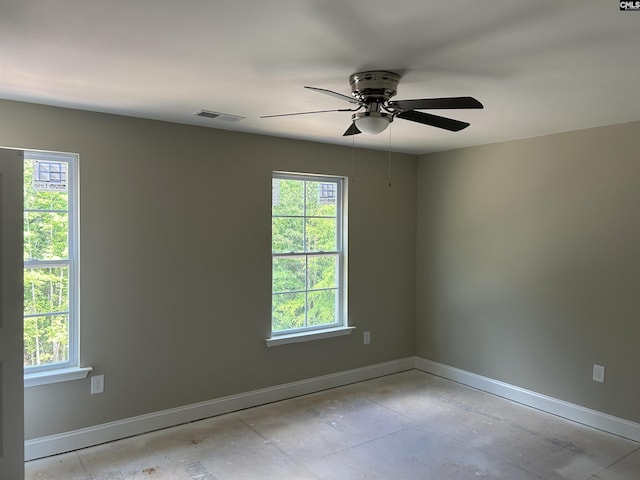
left=24, top=267, right=69, bottom=315
left=24, top=211, right=69, bottom=260
left=306, top=181, right=337, bottom=217
left=23, top=314, right=70, bottom=367
left=272, top=217, right=304, bottom=253
left=273, top=257, right=306, bottom=293
left=306, top=217, right=337, bottom=252
left=272, top=292, right=306, bottom=331
left=23, top=151, right=77, bottom=372
left=308, top=255, right=337, bottom=290
left=307, top=289, right=338, bottom=327
left=24, top=160, right=69, bottom=211
left=272, top=178, right=304, bottom=216
left=271, top=174, right=344, bottom=335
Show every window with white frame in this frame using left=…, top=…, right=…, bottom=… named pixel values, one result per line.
left=271, top=173, right=346, bottom=335
left=23, top=150, right=79, bottom=373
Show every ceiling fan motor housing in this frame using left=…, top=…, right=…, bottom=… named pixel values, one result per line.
left=348, top=71, right=400, bottom=134
left=349, top=71, right=400, bottom=102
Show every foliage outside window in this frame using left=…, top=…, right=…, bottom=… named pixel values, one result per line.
left=271, top=173, right=346, bottom=335
left=23, top=151, right=78, bottom=372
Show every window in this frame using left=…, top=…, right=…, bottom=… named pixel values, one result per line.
left=23, top=150, right=79, bottom=376
left=271, top=173, right=347, bottom=339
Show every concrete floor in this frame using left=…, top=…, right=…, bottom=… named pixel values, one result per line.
left=26, top=370, right=640, bottom=480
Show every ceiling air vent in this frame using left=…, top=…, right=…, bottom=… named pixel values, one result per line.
left=193, top=109, right=244, bottom=122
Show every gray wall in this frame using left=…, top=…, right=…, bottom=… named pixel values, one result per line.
left=6, top=96, right=639, bottom=440
left=416, top=121, right=640, bottom=423
left=0, top=99, right=417, bottom=440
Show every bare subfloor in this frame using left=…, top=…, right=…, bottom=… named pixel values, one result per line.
left=26, top=370, right=640, bottom=479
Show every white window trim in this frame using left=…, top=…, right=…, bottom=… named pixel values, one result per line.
left=24, top=366, right=92, bottom=388
left=23, top=150, right=87, bottom=385
left=269, top=172, right=348, bottom=342
left=266, top=326, right=355, bottom=347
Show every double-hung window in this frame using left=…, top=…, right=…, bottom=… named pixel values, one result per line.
left=270, top=173, right=348, bottom=342
left=23, top=150, right=82, bottom=383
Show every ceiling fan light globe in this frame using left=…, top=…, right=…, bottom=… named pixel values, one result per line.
left=353, top=112, right=391, bottom=135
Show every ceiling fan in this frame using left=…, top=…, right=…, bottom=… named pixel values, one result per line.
left=261, top=70, right=483, bottom=136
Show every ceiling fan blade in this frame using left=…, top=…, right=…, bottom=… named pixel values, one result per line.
left=305, top=86, right=362, bottom=105
left=261, top=108, right=355, bottom=118
left=396, top=110, right=470, bottom=132
left=389, top=96, right=483, bottom=111
left=342, top=123, right=361, bottom=136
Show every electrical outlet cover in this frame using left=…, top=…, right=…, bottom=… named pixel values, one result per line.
left=91, top=374, right=105, bottom=394
left=593, top=364, right=605, bottom=383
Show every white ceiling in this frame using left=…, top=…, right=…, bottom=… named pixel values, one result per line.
left=1, top=0, right=639, bottom=155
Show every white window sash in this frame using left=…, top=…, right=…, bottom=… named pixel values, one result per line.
left=23, top=150, right=79, bottom=375
left=271, top=172, right=346, bottom=337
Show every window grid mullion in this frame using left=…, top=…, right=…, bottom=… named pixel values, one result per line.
left=273, top=251, right=339, bottom=258
left=272, top=214, right=336, bottom=219
left=24, top=260, right=71, bottom=268
left=273, top=286, right=338, bottom=296
left=24, top=311, right=70, bottom=319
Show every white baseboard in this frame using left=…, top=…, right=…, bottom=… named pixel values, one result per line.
left=26, top=356, right=640, bottom=461
left=414, top=357, right=640, bottom=443
left=25, top=357, right=414, bottom=461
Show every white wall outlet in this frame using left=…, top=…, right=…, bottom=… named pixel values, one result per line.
left=593, top=364, right=605, bottom=383
left=364, top=331, right=370, bottom=345
left=91, top=374, right=105, bottom=394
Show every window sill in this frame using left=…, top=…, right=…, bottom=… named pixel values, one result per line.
left=266, top=326, right=356, bottom=347
left=24, top=366, right=93, bottom=388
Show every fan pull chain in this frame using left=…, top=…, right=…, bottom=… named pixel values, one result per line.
left=387, top=121, right=392, bottom=188
left=351, top=121, right=356, bottom=183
